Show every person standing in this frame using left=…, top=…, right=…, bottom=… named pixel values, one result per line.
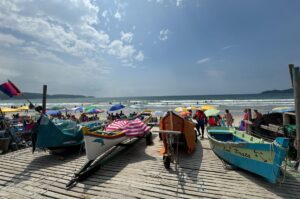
left=223, top=109, right=234, bottom=127
left=194, top=110, right=206, bottom=139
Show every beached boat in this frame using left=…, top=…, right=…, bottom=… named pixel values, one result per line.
left=66, top=118, right=152, bottom=187
left=207, top=126, right=289, bottom=183
left=32, top=115, right=102, bottom=151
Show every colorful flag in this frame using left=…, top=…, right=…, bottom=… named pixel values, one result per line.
left=0, top=80, right=21, bottom=97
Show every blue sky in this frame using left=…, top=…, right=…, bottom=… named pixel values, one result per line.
left=0, top=0, right=299, bottom=97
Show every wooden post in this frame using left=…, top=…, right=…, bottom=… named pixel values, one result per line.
left=246, top=109, right=252, bottom=133
left=42, top=85, right=47, bottom=114
left=170, top=111, right=173, bottom=130
left=291, top=65, right=300, bottom=160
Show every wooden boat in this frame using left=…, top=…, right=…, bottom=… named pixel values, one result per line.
left=159, top=111, right=196, bottom=169
left=67, top=118, right=152, bottom=187
left=207, top=126, right=289, bottom=183
left=83, top=128, right=127, bottom=161
left=32, top=115, right=102, bottom=151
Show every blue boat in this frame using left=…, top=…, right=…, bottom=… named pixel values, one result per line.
left=207, top=126, right=289, bottom=183
left=32, top=115, right=102, bottom=152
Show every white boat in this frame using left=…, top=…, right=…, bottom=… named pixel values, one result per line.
left=83, top=127, right=128, bottom=161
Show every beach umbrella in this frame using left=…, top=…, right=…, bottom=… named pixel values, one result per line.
left=50, top=105, right=65, bottom=110
left=180, top=111, right=190, bottom=117
left=0, top=107, right=18, bottom=113
left=204, top=109, right=220, bottom=117
left=153, top=110, right=165, bottom=117
left=143, top=109, right=153, bottom=113
left=74, top=106, right=84, bottom=112
left=106, top=120, right=129, bottom=131
left=122, top=118, right=151, bottom=137
left=201, top=105, right=217, bottom=111
left=46, top=110, right=61, bottom=116
left=175, top=107, right=187, bottom=112
left=85, top=108, right=104, bottom=114
left=271, top=107, right=294, bottom=113
left=109, top=104, right=125, bottom=111
left=16, top=106, right=29, bottom=111
left=187, top=106, right=198, bottom=110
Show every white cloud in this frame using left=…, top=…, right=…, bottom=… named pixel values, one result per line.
left=159, top=29, right=169, bottom=41
left=114, top=11, right=122, bottom=20
left=0, top=33, right=24, bottom=46
left=102, top=10, right=108, bottom=18
left=196, top=57, right=211, bottom=64
left=121, top=31, right=133, bottom=43
left=221, top=45, right=233, bottom=50
left=135, top=51, right=144, bottom=61
left=108, top=40, right=136, bottom=60
left=176, top=0, right=183, bottom=6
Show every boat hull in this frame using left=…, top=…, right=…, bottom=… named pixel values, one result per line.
left=83, top=128, right=128, bottom=161
left=207, top=127, right=289, bottom=183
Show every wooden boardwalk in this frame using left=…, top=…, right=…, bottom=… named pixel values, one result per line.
left=0, top=131, right=299, bottom=198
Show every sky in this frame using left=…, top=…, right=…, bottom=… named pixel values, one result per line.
left=0, top=0, right=300, bottom=97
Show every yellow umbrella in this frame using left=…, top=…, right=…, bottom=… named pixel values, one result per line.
left=0, top=107, right=19, bottom=113
left=201, top=105, right=217, bottom=111
left=175, top=107, right=188, bottom=112
left=143, top=109, right=153, bottom=113
left=16, top=106, right=29, bottom=111
left=187, top=106, right=198, bottom=110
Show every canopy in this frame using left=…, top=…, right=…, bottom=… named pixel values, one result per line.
left=109, top=104, right=125, bottom=111
left=175, top=107, right=187, bottom=112
left=204, top=109, right=220, bottom=117
left=201, top=105, right=217, bottom=111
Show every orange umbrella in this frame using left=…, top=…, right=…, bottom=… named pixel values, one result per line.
left=180, top=111, right=190, bottom=117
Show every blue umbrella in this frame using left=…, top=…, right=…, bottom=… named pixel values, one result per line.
left=86, top=108, right=104, bottom=114
left=74, top=106, right=84, bottom=112
left=46, top=110, right=61, bottom=116
left=109, top=104, right=125, bottom=111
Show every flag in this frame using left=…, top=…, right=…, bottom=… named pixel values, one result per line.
left=0, top=80, right=21, bottom=97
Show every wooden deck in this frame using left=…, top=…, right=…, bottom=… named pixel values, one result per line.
left=0, top=130, right=299, bottom=198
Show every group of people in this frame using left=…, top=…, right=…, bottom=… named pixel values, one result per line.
left=106, top=111, right=127, bottom=120
left=192, top=109, right=235, bottom=139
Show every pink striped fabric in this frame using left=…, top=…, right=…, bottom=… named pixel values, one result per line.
left=122, top=118, right=150, bottom=137
left=105, top=119, right=150, bottom=137
left=106, top=120, right=128, bottom=131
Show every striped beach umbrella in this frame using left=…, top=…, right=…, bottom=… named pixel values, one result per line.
left=106, top=120, right=129, bottom=131
left=122, top=118, right=151, bottom=137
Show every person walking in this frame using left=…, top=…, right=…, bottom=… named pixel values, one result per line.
left=193, top=110, right=207, bottom=139
left=223, top=109, right=234, bottom=127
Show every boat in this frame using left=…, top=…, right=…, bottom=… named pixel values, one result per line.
left=66, top=118, right=152, bottom=187
left=83, top=118, right=152, bottom=161
left=207, top=126, right=289, bottom=183
left=32, top=114, right=102, bottom=152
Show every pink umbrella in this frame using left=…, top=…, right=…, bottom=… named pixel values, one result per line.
left=106, top=120, right=128, bottom=131
left=122, top=118, right=151, bottom=137
left=105, top=119, right=150, bottom=137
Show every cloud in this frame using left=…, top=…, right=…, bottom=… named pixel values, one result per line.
left=0, top=0, right=144, bottom=95
left=159, top=29, right=169, bottom=41
left=135, top=51, right=145, bottom=61
left=121, top=31, right=133, bottom=43
left=196, top=57, right=211, bottom=64
left=0, top=33, right=25, bottom=47
left=221, top=45, right=233, bottom=50
left=114, top=11, right=122, bottom=20
left=176, top=0, right=184, bottom=7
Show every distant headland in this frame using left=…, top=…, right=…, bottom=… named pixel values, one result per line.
left=0, top=92, right=94, bottom=100
left=260, top=88, right=293, bottom=94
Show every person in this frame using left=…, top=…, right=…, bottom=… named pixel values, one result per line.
left=208, top=116, right=217, bottom=126
left=253, top=110, right=263, bottom=120
left=120, top=111, right=124, bottom=116
left=223, top=109, right=234, bottom=127
left=217, top=115, right=226, bottom=126
left=193, top=110, right=206, bottom=138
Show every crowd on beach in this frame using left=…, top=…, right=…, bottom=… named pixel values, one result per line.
left=181, top=108, right=264, bottom=139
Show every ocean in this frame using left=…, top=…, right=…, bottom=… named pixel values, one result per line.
left=0, top=93, right=294, bottom=116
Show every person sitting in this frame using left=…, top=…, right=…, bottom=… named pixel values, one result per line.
left=208, top=116, right=217, bottom=126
